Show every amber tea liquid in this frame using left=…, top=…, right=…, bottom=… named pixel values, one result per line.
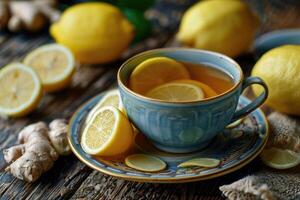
left=182, top=62, right=234, bottom=95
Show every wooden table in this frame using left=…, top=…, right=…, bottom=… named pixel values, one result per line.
left=1, top=1, right=299, bottom=199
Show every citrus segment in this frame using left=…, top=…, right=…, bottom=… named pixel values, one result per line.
left=81, top=106, right=134, bottom=156
left=24, top=44, right=75, bottom=92
left=172, top=79, right=218, bottom=98
left=125, top=154, right=166, bottom=172
left=129, top=57, right=190, bottom=94
left=178, top=158, right=220, bottom=168
left=0, top=63, right=42, bottom=117
left=146, top=82, right=204, bottom=102
left=260, top=147, right=300, bottom=169
left=86, top=90, right=124, bottom=123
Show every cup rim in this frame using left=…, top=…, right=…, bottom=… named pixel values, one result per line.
left=117, top=48, right=244, bottom=104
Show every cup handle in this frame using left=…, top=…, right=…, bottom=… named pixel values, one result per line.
left=230, top=76, right=268, bottom=123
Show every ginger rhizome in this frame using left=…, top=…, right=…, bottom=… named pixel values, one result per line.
left=0, top=0, right=60, bottom=32
left=3, top=119, right=70, bottom=182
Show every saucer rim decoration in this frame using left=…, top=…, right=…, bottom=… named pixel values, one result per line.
left=68, top=91, right=269, bottom=183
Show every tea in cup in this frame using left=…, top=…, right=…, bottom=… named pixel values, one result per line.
left=118, top=48, right=268, bottom=153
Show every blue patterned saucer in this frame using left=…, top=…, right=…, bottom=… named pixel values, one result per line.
left=68, top=92, right=269, bottom=183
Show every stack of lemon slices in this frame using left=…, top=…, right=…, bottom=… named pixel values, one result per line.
left=0, top=44, right=75, bottom=117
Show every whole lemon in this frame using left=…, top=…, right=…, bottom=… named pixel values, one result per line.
left=252, top=45, right=300, bottom=115
left=177, top=0, right=258, bottom=57
left=50, top=3, right=134, bottom=64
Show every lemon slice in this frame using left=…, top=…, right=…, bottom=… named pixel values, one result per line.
left=81, top=106, right=134, bottom=156
left=226, top=118, right=244, bottom=128
left=146, top=82, right=204, bottom=102
left=172, top=79, right=218, bottom=98
left=125, top=154, right=167, bottom=172
left=260, top=147, right=300, bottom=169
left=178, top=158, right=220, bottom=168
left=129, top=57, right=190, bottom=95
left=86, top=89, right=124, bottom=123
left=24, top=44, right=75, bottom=92
left=0, top=63, right=42, bottom=117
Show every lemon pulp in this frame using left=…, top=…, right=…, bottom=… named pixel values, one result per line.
left=129, top=57, right=190, bottom=95
left=86, top=89, right=124, bottom=123
left=260, top=147, right=300, bottom=169
left=81, top=106, right=133, bottom=156
left=146, top=82, right=204, bottom=102
left=0, top=63, right=42, bottom=117
left=24, top=44, right=75, bottom=92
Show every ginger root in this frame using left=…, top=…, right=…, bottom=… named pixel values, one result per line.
left=49, top=119, right=71, bottom=155
left=0, top=0, right=60, bottom=32
left=0, top=2, right=10, bottom=29
left=3, top=119, right=70, bottom=182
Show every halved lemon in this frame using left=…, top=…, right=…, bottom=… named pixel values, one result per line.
left=86, top=89, right=124, bottom=123
left=0, top=63, right=42, bottom=117
left=125, top=154, right=167, bottom=172
left=81, top=106, right=134, bottom=156
left=172, top=79, right=218, bottom=98
left=24, top=44, right=75, bottom=92
left=178, top=158, right=220, bottom=168
left=129, top=57, right=190, bottom=95
left=260, top=147, right=300, bottom=169
left=146, top=82, right=204, bottom=102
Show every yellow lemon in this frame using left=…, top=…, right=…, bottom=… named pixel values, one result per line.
left=50, top=3, right=134, bottom=64
left=251, top=45, right=300, bottom=115
left=125, top=154, right=166, bottom=172
left=81, top=106, right=134, bottom=156
left=260, top=147, right=300, bottom=170
left=172, top=79, right=218, bottom=98
left=86, top=89, right=124, bottom=123
left=178, top=158, right=220, bottom=168
left=0, top=63, right=42, bottom=117
left=146, top=82, right=204, bottom=102
left=129, top=57, right=190, bottom=94
left=177, top=0, right=258, bottom=57
left=24, top=44, right=75, bottom=92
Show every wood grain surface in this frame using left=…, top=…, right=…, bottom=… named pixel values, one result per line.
left=0, top=0, right=299, bottom=199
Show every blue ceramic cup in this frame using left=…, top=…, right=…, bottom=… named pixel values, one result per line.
left=118, top=48, right=268, bottom=153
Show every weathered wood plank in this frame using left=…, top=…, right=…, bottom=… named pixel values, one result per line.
left=70, top=159, right=264, bottom=200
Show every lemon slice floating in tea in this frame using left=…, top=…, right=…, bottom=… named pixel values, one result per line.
left=260, top=147, right=300, bottom=169
left=125, top=154, right=167, bottom=172
left=129, top=57, right=190, bottom=94
left=0, top=63, right=42, bottom=117
left=172, top=79, right=218, bottom=98
left=81, top=106, right=134, bottom=156
left=86, top=89, right=124, bottom=123
left=24, top=44, right=75, bottom=92
left=146, top=82, right=204, bottom=102
left=178, top=158, right=220, bottom=168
